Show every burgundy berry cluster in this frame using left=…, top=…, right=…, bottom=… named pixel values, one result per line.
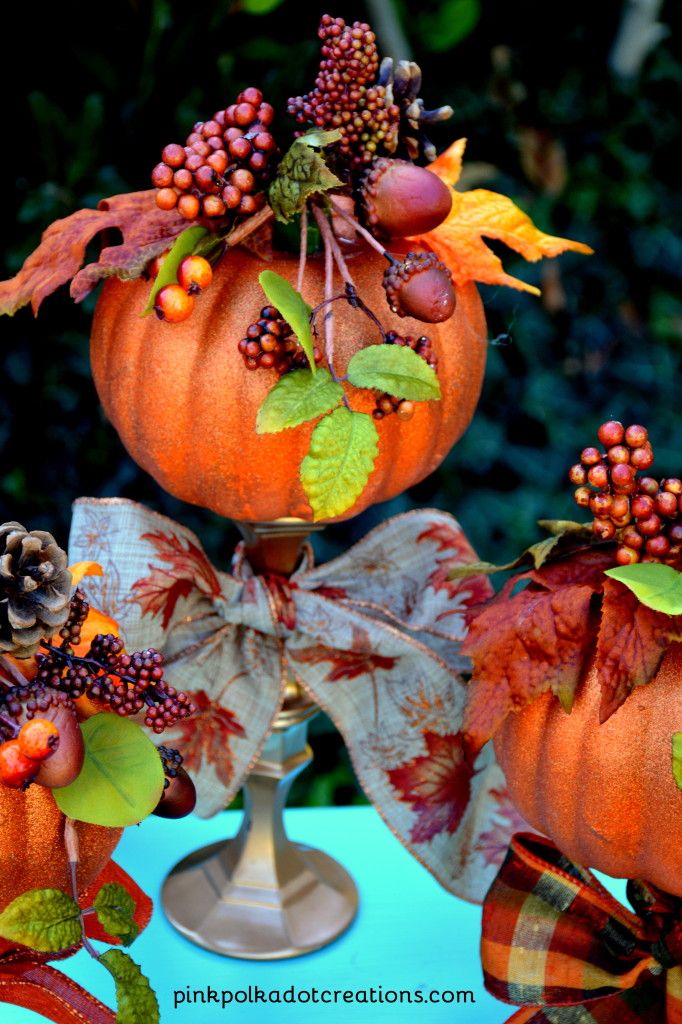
left=287, top=15, right=399, bottom=171
left=570, top=421, right=682, bottom=566
left=237, top=305, right=323, bottom=373
left=152, top=87, right=277, bottom=221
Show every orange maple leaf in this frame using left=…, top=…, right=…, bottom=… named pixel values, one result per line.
left=411, top=139, right=593, bottom=294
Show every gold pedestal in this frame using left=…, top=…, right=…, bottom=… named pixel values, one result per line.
left=160, top=520, right=359, bottom=959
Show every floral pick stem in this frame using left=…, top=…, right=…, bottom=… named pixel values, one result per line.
left=65, top=817, right=100, bottom=961
left=327, top=196, right=396, bottom=263
left=297, top=204, right=308, bottom=294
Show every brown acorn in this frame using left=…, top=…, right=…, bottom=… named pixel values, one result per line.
left=383, top=251, right=456, bottom=323
left=153, top=766, right=197, bottom=819
left=361, top=158, right=453, bottom=238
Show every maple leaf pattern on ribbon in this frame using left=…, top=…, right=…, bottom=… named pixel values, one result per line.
left=132, top=530, right=222, bottom=629
left=289, top=622, right=397, bottom=681
left=0, top=191, right=201, bottom=316
left=417, top=519, right=494, bottom=606
left=410, top=139, right=592, bottom=294
left=474, top=785, right=536, bottom=869
left=596, top=577, right=682, bottom=722
left=461, top=582, right=596, bottom=755
left=387, top=731, right=475, bottom=843
left=169, top=688, right=246, bottom=787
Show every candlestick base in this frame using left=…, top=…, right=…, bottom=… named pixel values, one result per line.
left=161, top=713, right=359, bottom=959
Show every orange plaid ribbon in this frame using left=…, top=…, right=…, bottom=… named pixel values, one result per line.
left=482, top=833, right=682, bottom=1023
left=0, top=860, right=152, bottom=1024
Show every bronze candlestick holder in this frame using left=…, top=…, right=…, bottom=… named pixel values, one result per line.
left=161, top=519, right=359, bottom=959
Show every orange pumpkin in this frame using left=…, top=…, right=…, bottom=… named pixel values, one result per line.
left=90, top=244, right=487, bottom=523
left=494, top=641, right=682, bottom=895
left=0, top=784, right=121, bottom=953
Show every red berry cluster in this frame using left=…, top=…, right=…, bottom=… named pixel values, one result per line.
left=287, top=15, right=399, bottom=171
left=152, top=87, right=277, bottom=220
left=372, top=332, right=435, bottom=422
left=571, top=421, right=682, bottom=566
left=153, top=255, right=213, bottom=324
left=238, top=305, right=323, bottom=373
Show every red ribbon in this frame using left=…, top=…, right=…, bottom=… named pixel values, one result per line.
left=0, top=859, right=152, bottom=1024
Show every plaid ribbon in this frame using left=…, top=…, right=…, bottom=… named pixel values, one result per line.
left=66, top=497, right=522, bottom=903
left=0, top=859, right=152, bottom=1024
left=482, top=832, right=682, bottom=1023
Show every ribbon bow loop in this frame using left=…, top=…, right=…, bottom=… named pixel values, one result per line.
left=68, top=497, right=527, bottom=904
left=482, top=832, right=682, bottom=1023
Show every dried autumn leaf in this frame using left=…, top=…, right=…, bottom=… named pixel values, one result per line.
left=461, top=582, right=596, bottom=755
left=0, top=191, right=201, bottom=316
left=596, top=577, right=682, bottom=722
left=529, top=545, right=615, bottom=592
left=411, top=138, right=593, bottom=294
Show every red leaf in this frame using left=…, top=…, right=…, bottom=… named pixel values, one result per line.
left=132, top=530, right=222, bottom=628
left=462, top=582, right=596, bottom=755
left=171, top=689, right=246, bottom=788
left=596, top=577, right=682, bottom=721
left=386, top=731, right=475, bottom=843
left=0, top=191, right=201, bottom=315
left=529, top=546, right=614, bottom=591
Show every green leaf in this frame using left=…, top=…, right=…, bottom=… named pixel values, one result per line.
left=297, top=129, right=343, bottom=149
left=93, top=883, right=139, bottom=946
left=268, top=134, right=343, bottom=223
left=346, top=345, right=441, bottom=400
left=141, top=225, right=209, bottom=317
left=301, top=407, right=379, bottom=521
left=0, top=888, right=81, bottom=952
left=256, top=368, right=343, bottom=433
left=605, top=562, right=682, bottom=614
left=241, top=0, right=285, bottom=12
left=416, top=0, right=480, bottom=52
left=100, top=949, right=160, bottom=1024
left=53, top=714, right=165, bottom=827
left=258, top=270, right=316, bottom=371
left=673, top=733, right=682, bottom=792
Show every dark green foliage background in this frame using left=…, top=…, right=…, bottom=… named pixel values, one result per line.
left=2, top=0, right=681, bottom=804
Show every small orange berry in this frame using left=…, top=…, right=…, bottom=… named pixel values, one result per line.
left=0, top=740, right=39, bottom=789
left=18, top=718, right=60, bottom=762
left=177, top=255, right=213, bottom=294
left=154, top=284, right=195, bottom=323
left=155, top=187, right=178, bottom=211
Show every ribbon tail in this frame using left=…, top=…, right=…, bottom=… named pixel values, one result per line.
left=497, top=987, right=666, bottom=1023
left=0, top=962, right=115, bottom=1024
left=81, top=858, right=153, bottom=944
left=667, top=965, right=682, bottom=1023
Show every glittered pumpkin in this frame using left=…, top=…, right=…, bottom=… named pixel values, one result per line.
left=0, top=784, right=121, bottom=954
left=90, top=244, right=487, bottom=523
left=494, top=641, right=682, bottom=895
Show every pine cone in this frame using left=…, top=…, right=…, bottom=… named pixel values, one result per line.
left=0, top=522, right=72, bottom=657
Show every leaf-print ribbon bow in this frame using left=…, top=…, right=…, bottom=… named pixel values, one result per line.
left=68, top=497, right=515, bottom=903
left=0, top=860, right=152, bottom=1024
left=481, top=832, right=682, bottom=1023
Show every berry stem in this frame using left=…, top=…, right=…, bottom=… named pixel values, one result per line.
left=297, top=204, right=308, bottom=295
left=327, top=196, right=396, bottom=263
